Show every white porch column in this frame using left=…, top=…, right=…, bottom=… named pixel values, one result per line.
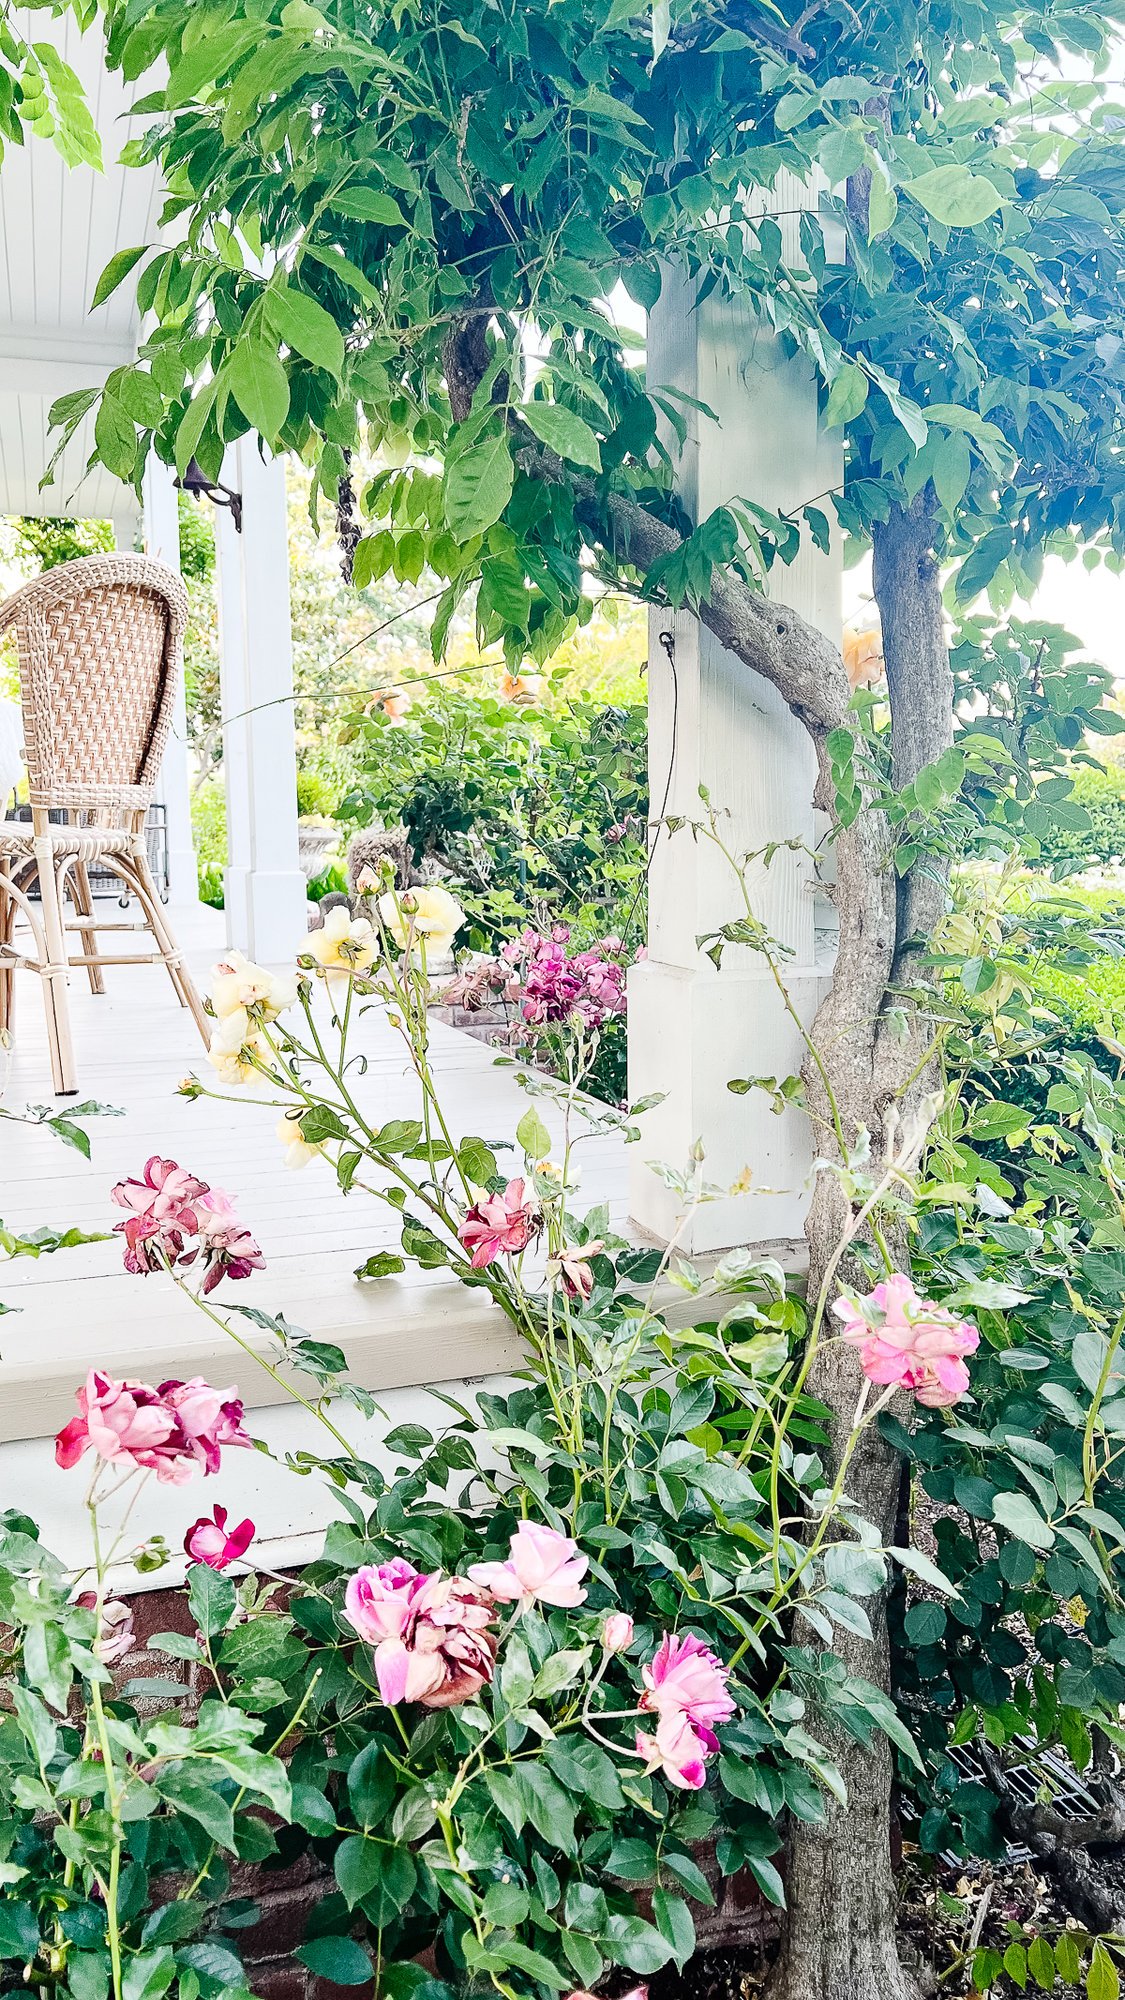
left=141, top=453, right=199, bottom=908
left=629, top=198, right=842, bottom=1254
left=214, top=437, right=306, bottom=962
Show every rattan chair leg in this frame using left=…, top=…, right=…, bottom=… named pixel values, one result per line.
left=0, top=868, right=13, bottom=1037
left=123, top=847, right=210, bottom=1046
left=33, top=839, right=78, bottom=1095
left=71, top=861, right=106, bottom=995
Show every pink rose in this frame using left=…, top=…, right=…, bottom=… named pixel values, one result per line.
left=833, top=1273, right=979, bottom=1409
left=55, top=1370, right=252, bottom=1484
left=75, top=1593, right=135, bottom=1665
left=602, top=1612, right=635, bottom=1655
left=346, top=1566, right=498, bottom=1710
left=549, top=1244, right=605, bottom=1301
left=55, top=1370, right=177, bottom=1476
left=194, top=1190, right=267, bottom=1293
left=640, top=1631, right=735, bottom=1731
left=159, top=1378, right=253, bottom=1475
left=468, top=1520, right=588, bottom=1609
left=636, top=1711, right=719, bottom=1790
left=458, top=1178, right=541, bottom=1268
left=344, top=1560, right=433, bottom=1645
left=111, top=1160, right=264, bottom=1294
left=185, top=1504, right=255, bottom=1570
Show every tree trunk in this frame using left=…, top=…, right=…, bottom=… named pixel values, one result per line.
left=451, top=328, right=954, bottom=1995
left=764, top=493, right=950, bottom=2000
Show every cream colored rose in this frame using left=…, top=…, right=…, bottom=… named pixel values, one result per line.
left=377, top=884, right=465, bottom=958
left=307, top=906, right=378, bottom=974
left=206, top=1008, right=270, bottom=1085
left=276, top=1112, right=323, bottom=1170
left=211, top=948, right=297, bottom=1023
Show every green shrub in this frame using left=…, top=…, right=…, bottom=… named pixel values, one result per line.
left=296, top=767, right=340, bottom=818
left=1033, top=762, right=1125, bottom=868
left=338, top=686, right=647, bottom=951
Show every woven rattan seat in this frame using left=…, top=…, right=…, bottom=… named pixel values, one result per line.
left=0, top=827, right=134, bottom=860
left=0, top=554, right=208, bottom=1093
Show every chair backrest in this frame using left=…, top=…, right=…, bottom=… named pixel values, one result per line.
left=0, top=553, right=188, bottom=819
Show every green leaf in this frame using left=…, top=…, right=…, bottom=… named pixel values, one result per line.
left=360, top=1844, right=416, bottom=1926
left=93, top=395, right=137, bottom=480
left=355, top=1250, right=407, bottom=1280
left=652, top=1890, right=695, bottom=1968
left=458, top=1136, right=499, bottom=1186
left=226, top=337, right=290, bottom=440
left=1089, top=1941, right=1121, bottom=2000
left=174, top=382, right=219, bottom=477
left=390, top=1787, right=436, bottom=1842
left=330, top=188, right=408, bottom=227
left=1056, top=1935, right=1082, bottom=1984
left=154, top=1773, right=235, bottom=1850
left=0, top=1904, right=40, bottom=1961
left=1027, top=1937, right=1055, bottom=1990
left=521, top=401, right=602, bottom=470
left=347, top=1739, right=393, bottom=1827
left=906, top=165, right=1003, bottom=228
left=264, top=285, right=345, bottom=378
left=746, top=1855, right=785, bottom=1906
left=443, top=430, right=513, bottom=539
left=602, top=1914, right=674, bottom=1976
left=1004, top=1941, right=1028, bottom=1990
left=544, top=1734, right=625, bottom=1809
left=335, top=1834, right=381, bottom=1910
left=91, top=245, right=151, bottom=310
left=993, top=1491, right=1056, bottom=1551
left=516, top=1104, right=552, bottom=1160
left=188, top=1562, right=235, bottom=1638
left=823, top=363, right=868, bottom=429
left=295, top=1940, right=374, bottom=1988
left=291, top=1783, right=336, bottom=1835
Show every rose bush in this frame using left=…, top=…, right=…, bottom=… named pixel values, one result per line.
left=0, top=877, right=989, bottom=2000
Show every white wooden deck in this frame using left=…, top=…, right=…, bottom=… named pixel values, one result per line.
left=0, top=901, right=632, bottom=1573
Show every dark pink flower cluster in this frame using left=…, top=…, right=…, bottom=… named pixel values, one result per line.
left=111, top=1156, right=265, bottom=1295
left=636, top=1632, right=736, bottom=1790
left=501, top=924, right=629, bottom=1032
left=55, top=1368, right=253, bottom=1484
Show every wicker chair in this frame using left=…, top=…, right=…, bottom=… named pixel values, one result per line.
left=0, top=554, right=209, bottom=1094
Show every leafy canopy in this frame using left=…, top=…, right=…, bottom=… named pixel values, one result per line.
left=57, top=0, right=1125, bottom=667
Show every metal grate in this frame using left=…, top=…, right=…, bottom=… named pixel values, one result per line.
left=5, top=802, right=169, bottom=903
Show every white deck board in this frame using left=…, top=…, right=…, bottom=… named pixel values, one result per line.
left=0, top=901, right=631, bottom=1447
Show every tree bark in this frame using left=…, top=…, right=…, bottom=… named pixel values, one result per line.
left=765, top=493, right=951, bottom=2000
left=442, top=316, right=951, bottom=1996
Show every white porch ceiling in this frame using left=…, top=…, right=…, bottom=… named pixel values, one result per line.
left=0, top=10, right=164, bottom=519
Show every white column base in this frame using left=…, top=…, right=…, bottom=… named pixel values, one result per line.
left=628, top=958, right=830, bottom=1254
left=223, top=865, right=308, bottom=966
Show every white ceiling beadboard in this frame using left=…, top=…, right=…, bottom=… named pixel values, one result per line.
left=0, top=10, right=165, bottom=517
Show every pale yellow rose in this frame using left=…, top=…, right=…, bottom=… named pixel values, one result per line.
left=276, top=1112, right=324, bottom=1170
left=306, top=906, right=378, bottom=974
left=842, top=626, right=885, bottom=689
left=206, top=1007, right=270, bottom=1085
left=377, top=884, right=465, bottom=958
left=211, top=948, right=297, bottom=1023
left=501, top=671, right=543, bottom=706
